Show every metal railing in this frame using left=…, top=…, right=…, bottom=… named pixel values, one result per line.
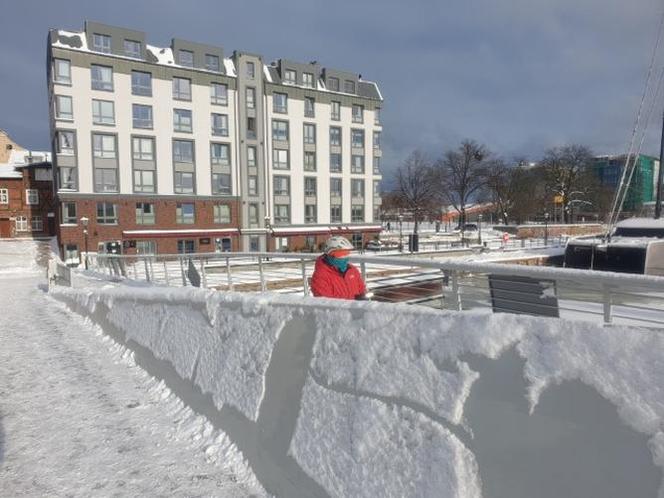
left=87, top=250, right=664, bottom=329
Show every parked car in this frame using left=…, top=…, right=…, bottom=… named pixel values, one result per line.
left=365, top=240, right=385, bottom=251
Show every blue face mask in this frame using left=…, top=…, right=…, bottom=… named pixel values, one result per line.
left=326, top=254, right=349, bottom=273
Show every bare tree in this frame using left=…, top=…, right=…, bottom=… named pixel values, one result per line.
left=433, top=140, right=490, bottom=227
left=540, top=145, right=595, bottom=223
left=486, top=160, right=547, bottom=224
left=396, top=150, right=436, bottom=234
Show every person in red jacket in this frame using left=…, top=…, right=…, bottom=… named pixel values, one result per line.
left=311, top=236, right=367, bottom=300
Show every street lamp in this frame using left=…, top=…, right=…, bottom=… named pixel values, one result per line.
left=398, top=214, right=404, bottom=253
left=478, top=214, right=483, bottom=246
left=80, top=216, right=89, bottom=269
left=544, top=211, right=549, bottom=246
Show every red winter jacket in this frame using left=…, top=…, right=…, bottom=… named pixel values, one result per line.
left=310, top=255, right=366, bottom=300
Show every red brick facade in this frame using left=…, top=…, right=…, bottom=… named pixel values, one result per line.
left=57, top=196, right=241, bottom=257
left=0, top=166, right=57, bottom=238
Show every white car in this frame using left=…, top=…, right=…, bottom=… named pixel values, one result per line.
left=365, top=240, right=385, bottom=251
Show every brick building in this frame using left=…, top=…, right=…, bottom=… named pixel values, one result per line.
left=47, top=21, right=383, bottom=261
left=0, top=130, right=56, bottom=239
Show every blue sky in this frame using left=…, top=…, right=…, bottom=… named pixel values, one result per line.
left=0, top=0, right=662, bottom=187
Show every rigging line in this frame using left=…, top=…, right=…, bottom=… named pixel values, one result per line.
left=607, top=9, right=664, bottom=233
left=614, top=66, right=664, bottom=227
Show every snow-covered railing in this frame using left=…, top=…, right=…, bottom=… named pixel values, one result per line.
left=89, top=251, right=664, bottom=328
left=47, top=259, right=73, bottom=288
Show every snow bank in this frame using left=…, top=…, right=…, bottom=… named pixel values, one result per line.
left=49, top=284, right=664, bottom=497
left=0, top=240, right=41, bottom=275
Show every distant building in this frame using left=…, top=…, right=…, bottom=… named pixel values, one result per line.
left=0, top=130, right=55, bottom=238
left=592, top=154, right=660, bottom=214
left=47, top=21, right=383, bottom=260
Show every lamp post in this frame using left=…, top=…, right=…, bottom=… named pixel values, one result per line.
left=80, top=216, right=89, bottom=269
left=544, top=211, right=549, bottom=246
left=398, top=214, right=404, bottom=253
left=478, top=214, right=483, bottom=246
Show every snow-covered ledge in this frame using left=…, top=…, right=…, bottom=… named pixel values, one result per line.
left=49, top=285, right=664, bottom=498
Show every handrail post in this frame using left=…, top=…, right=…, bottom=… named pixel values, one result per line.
left=258, top=256, right=266, bottom=292
left=144, top=258, right=150, bottom=282
left=360, top=261, right=367, bottom=282
left=163, top=260, right=170, bottom=286
left=451, top=270, right=462, bottom=311
left=602, top=284, right=612, bottom=325
left=226, top=257, right=234, bottom=291
left=179, top=256, right=187, bottom=286
left=301, top=258, right=309, bottom=296
left=133, top=262, right=138, bottom=279
left=200, top=258, right=207, bottom=288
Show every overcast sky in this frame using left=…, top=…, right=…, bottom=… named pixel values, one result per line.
left=1, top=0, right=662, bottom=187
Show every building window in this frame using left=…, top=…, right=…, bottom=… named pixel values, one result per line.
left=351, top=206, right=364, bottom=223
left=92, top=99, right=115, bottom=125
left=56, top=130, right=75, bottom=155
left=247, top=146, right=257, bottom=167
left=58, top=167, right=77, bottom=190
left=305, top=97, right=315, bottom=117
left=352, top=104, right=364, bottom=123
left=272, top=120, right=289, bottom=141
left=172, top=77, right=191, bottom=100
left=302, top=72, right=314, bottom=88
left=173, top=139, right=194, bottom=163
left=25, top=189, right=38, bottom=205
left=15, top=216, right=28, bottom=232
left=173, top=109, right=193, bottom=133
left=178, top=49, right=194, bottom=67
left=174, top=171, right=194, bottom=194
left=330, top=126, right=342, bottom=146
left=136, top=241, right=156, bottom=255
left=330, top=204, right=342, bottom=223
left=330, top=178, right=342, bottom=197
left=273, top=93, right=288, bottom=113
left=304, top=151, right=316, bottom=171
left=303, top=124, right=316, bottom=145
left=91, top=65, right=113, bottom=91
left=133, top=170, right=155, bottom=193
left=53, top=59, right=71, bottom=84
left=331, top=101, right=341, bottom=120
left=273, top=149, right=289, bottom=170
left=304, top=177, right=317, bottom=197
left=305, top=205, right=317, bottom=224
left=0, top=188, right=7, bottom=204
left=249, top=236, right=260, bottom=252
left=373, top=131, right=381, bottom=149
left=210, top=83, right=228, bottom=105
left=375, top=107, right=381, bottom=125
left=214, top=204, right=231, bottom=224
left=373, top=180, right=381, bottom=198
left=94, top=168, right=118, bottom=192
left=327, top=77, right=339, bottom=92
left=351, top=179, right=365, bottom=198
left=351, top=233, right=363, bottom=249
left=284, top=69, right=296, bottom=85
left=132, top=136, right=154, bottom=161
left=61, top=202, right=77, bottom=224
left=211, top=113, right=229, bottom=136
left=55, top=95, right=73, bottom=120
left=92, top=33, right=111, bottom=53
left=373, top=156, right=381, bottom=175
left=135, top=202, right=155, bottom=224
left=177, top=239, right=196, bottom=254
left=205, top=54, right=220, bottom=72
left=344, top=80, right=355, bottom=93
left=96, top=202, right=117, bottom=224
left=248, top=203, right=259, bottom=225
left=273, top=175, right=290, bottom=196
left=246, top=61, right=255, bottom=78
left=176, top=203, right=195, bottom=224
left=212, top=173, right=231, bottom=195
left=373, top=207, right=381, bottom=223
left=92, top=133, right=116, bottom=158
left=246, top=87, right=256, bottom=109
left=124, top=39, right=141, bottom=58
left=248, top=175, right=258, bottom=196
left=330, top=153, right=342, bottom=173
left=351, top=155, right=365, bottom=174
left=352, top=129, right=365, bottom=148
left=132, top=104, right=153, bottom=129
left=247, top=117, right=256, bottom=139
left=274, top=204, right=290, bottom=225
left=131, top=71, right=152, bottom=96
left=211, top=143, right=230, bottom=165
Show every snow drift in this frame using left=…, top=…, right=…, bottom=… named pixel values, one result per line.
left=49, top=284, right=664, bottom=498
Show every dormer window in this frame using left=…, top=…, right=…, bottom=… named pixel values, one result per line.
left=124, top=40, right=141, bottom=59
left=284, top=69, right=297, bottom=85
left=303, top=72, right=314, bottom=88
left=92, top=33, right=111, bottom=53
left=205, top=54, right=220, bottom=72
left=344, top=80, right=356, bottom=94
left=178, top=50, right=194, bottom=67
left=246, top=61, right=255, bottom=78
left=327, top=77, right=339, bottom=92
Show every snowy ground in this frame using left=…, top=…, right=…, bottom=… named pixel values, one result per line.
left=0, top=240, right=263, bottom=497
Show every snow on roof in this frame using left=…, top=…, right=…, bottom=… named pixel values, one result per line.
left=0, top=165, right=21, bottom=179
left=8, top=149, right=51, bottom=166
left=262, top=64, right=272, bottom=83
left=145, top=44, right=174, bottom=65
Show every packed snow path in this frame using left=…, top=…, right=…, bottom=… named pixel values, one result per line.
left=0, top=241, right=261, bottom=497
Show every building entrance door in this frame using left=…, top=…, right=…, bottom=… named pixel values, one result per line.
left=0, top=218, right=10, bottom=238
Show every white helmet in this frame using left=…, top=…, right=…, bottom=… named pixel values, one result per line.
left=324, top=236, right=354, bottom=255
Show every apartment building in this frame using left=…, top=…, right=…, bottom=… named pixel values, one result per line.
left=47, top=21, right=382, bottom=260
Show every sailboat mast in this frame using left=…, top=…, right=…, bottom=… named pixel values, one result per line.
left=656, top=110, right=664, bottom=218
